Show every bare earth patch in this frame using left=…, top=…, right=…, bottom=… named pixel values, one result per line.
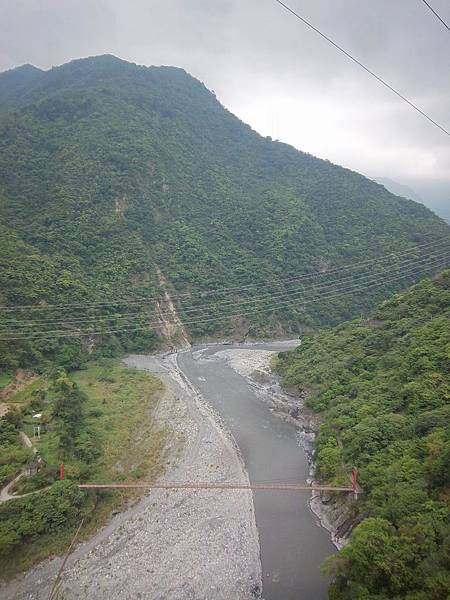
left=0, top=369, right=38, bottom=401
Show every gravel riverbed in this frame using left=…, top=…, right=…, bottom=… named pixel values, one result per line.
left=0, top=353, right=262, bottom=600
left=1, top=342, right=349, bottom=599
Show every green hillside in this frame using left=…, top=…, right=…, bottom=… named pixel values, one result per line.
left=0, top=55, right=449, bottom=370
left=277, top=271, right=450, bottom=598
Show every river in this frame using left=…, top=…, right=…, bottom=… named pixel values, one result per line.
left=0, top=340, right=336, bottom=600
left=176, top=341, right=335, bottom=599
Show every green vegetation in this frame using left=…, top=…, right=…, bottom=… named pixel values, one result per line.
left=71, top=360, right=165, bottom=482
left=277, top=271, right=450, bottom=599
left=0, top=361, right=165, bottom=577
left=0, top=411, right=33, bottom=487
left=0, top=54, right=449, bottom=589
left=0, top=55, right=449, bottom=372
left=0, top=371, right=12, bottom=390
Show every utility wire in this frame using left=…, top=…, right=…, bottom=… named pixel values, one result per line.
left=3, top=260, right=446, bottom=340
left=1, top=248, right=448, bottom=328
left=1, top=235, right=449, bottom=313
left=1, top=250, right=448, bottom=333
left=48, top=518, right=84, bottom=600
left=2, top=246, right=448, bottom=329
left=1, top=236, right=447, bottom=312
left=273, top=0, right=450, bottom=137
left=421, top=0, right=450, bottom=32
left=0, top=236, right=446, bottom=311
left=1, top=257, right=446, bottom=341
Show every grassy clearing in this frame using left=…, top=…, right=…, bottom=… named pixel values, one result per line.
left=71, top=359, right=166, bottom=482
left=0, top=371, right=12, bottom=391
left=22, top=359, right=168, bottom=482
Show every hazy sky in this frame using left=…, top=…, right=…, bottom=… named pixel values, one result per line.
left=1, top=0, right=449, bottom=193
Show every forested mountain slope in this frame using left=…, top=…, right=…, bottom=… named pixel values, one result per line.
left=0, top=55, right=449, bottom=369
left=277, top=271, right=450, bottom=599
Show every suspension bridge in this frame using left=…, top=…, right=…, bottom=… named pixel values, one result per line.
left=76, top=467, right=360, bottom=494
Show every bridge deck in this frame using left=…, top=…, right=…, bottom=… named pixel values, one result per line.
left=79, top=481, right=354, bottom=492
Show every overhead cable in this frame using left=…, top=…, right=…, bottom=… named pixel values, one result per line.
left=0, top=256, right=446, bottom=341
left=273, top=0, right=450, bottom=136
left=1, top=235, right=449, bottom=313
left=421, top=0, right=450, bottom=32
left=1, top=245, right=448, bottom=329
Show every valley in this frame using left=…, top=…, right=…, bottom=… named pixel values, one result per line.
left=0, top=53, right=449, bottom=599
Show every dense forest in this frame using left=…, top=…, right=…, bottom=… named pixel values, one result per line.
left=277, top=271, right=450, bottom=599
left=0, top=55, right=449, bottom=371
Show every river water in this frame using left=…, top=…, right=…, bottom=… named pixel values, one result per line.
left=176, top=342, right=335, bottom=600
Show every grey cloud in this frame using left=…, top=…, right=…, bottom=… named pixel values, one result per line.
left=0, top=0, right=449, bottom=189
left=0, top=0, right=117, bottom=69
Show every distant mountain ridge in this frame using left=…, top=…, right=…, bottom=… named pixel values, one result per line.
left=0, top=55, right=449, bottom=369
left=0, top=63, right=44, bottom=112
left=373, top=176, right=450, bottom=223
left=372, top=177, right=423, bottom=203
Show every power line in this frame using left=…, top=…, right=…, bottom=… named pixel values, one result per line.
left=1, top=235, right=449, bottom=313
left=272, top=0, right=450, bottom=137
left=1, top=236, right=446, bottom=311
left=164, top=237, right=450, bottom=303
left=1, top=251, right=448, bottom=334
left=1, top=236, right=447, bottom=312
left=48, top=518, right=84, bottom=600
left=1, top=247, right=447, bottom=328
left=1, top=257, right=446, bottom=341
left=4, top=260, right=446, bottom=340
left=2, top=245, right=448, bottom=330
left=421, top=0, right=450, bottom=32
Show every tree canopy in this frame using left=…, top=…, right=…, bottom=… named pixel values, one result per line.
left=277, top=271, right=450, bottom=599
left=0, top=55, right=449, bottom=369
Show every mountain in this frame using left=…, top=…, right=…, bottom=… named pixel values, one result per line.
left=372, top=177, right=423, bottom=203
left=0, top=55, right=449, bottom=369
left=405, top=178, right=450, bottom=224
left=0, top=64, right=44, bottom=113
left=373, top=176, right=450, bottom=223
left=276, top=270, right=450, bottom=598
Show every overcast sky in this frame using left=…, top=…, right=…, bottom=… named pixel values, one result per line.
left=1, top=0, right=449, bottom=196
